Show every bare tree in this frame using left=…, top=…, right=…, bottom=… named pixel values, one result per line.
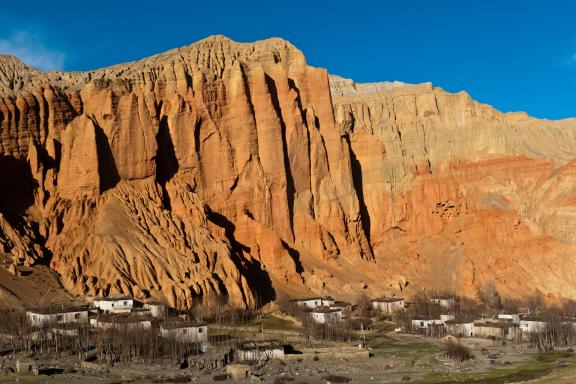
left=478, top=280, right=502, bottom=311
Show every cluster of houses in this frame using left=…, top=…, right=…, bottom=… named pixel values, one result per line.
left=25, top=296, right=207, bottom=345
left=290, top=297, right=353, bottom=324
left=362, top=294, right=556, bottom=341
left=24, top=292, right=562, bottom=351
left=410, top=312, right=558, bottom=341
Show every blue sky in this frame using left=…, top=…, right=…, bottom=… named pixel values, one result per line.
left=0, top=0, right=574, bottom=119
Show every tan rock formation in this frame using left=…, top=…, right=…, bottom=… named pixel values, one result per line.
left=0, top=36, right=576, bottom=307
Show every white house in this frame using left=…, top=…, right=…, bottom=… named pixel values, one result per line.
left=92, top=296, right=134, bottom=313
left=234, top=341, right=284, bottom=362
left=411, top=317, right=444, bottom=331
left=444, top=318, right=475, bottom=337
left=144, top=301, right=166, bottom=318
left=371, top=298, right=405, bottom=314
left=430, top=296, right=456, bottom=308
left=293, top=296, right=335, bottom=309
left=26, top=305, right=89, bottom=327
left=310, top=307, right=343, bottom=324
left=160, top=322, right=207, bottom=344
left=519, top=317, right=547, bottom=333
left=92, top=314, right=152, bottom=330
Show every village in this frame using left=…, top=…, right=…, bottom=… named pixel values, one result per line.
left=2, top=290, right=576, bottom=383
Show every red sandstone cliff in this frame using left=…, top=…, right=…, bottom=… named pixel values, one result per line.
left=0, top=36, right=575, bottom=308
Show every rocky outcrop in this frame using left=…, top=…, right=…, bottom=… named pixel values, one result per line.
left=1, top=36, right=576, bottom=307
left=331, top=75, right=576, bottom=299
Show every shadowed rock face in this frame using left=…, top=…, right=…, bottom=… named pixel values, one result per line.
left=0, top=36, right=576, bottom=308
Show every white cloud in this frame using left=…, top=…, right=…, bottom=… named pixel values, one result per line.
left=0, top=31, right=64, bottom=71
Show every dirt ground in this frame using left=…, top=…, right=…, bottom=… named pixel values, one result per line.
left=0, top=265, right=75, bottom=309
left=3, top=330, right=576, bottom=384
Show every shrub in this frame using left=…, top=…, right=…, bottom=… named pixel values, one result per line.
left=321, top=375, right=351, bottom=383
left=445, top=341, right=472, bottom=362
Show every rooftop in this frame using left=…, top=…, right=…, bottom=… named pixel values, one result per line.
left=292, top=296, right=335, bottom=302
left=238, top=341, right=283, bottom=351
left=97, top=314, right=153, bottom=324
left=430, top=296, right=456, bottom=301
left=27, top=304, right=89, bottom=315
left=474, top=319, right=518, bottom=328
left=333, top=300, right=352, bottom=307
left=412, top=315, right=441, bottom=321
left=444, top=317, right=475, bottom=325
left=160, top=321, right=206, bottom=330
left=93, top=295, right=133, bottom=302
left=372, top=297, right=404, bottom=303
left=312, top=306, right=342, bottom=314
left=520, top=316, right=547, bottom=322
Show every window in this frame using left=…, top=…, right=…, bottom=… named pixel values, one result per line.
left=198, top=328, right=203, bottom=333
left=123, top=301, right=127, bottom=306
left=420, top=321, right=424, bottom=327
left=111, top=303, right=115, bottom=308
left=182, top=329, right=188, bottom=334
left=57, top=315, right=63, bottom=321
left=74, top=314, right=81, bottom=320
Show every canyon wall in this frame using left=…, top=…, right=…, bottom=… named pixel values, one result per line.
left=0, top=36, right=575, bottom=307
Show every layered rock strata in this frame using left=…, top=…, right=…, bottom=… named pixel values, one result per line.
left=0, top=36, right=575, bottom=307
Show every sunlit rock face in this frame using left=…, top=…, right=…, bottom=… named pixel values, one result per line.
left=1, top=36, right=576, bottom=308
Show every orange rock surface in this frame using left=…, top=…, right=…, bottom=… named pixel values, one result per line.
left=0, top=36, right=575, bottom=307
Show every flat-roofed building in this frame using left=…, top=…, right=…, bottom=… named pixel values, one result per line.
left=143, top=301, right=167, bottom=318
left=92, top=313, right=153, bottom=330
left=234, top=341, right=284, bottom=362
left=498, top=313, right=520, bottom=323
left=444, top=318, right=475, bottom=337
left=371, top=298, right=405, bottom=314
left=26, top=305, right=89, bottom=327
left=310, top=306, right=343, bottom=324
left=430, top=296, right=456, bottom=309
left=292, top=297, right=335, bottom=309
left=519, top=316, right=547, bottom=333
left=474, top=318, right=520, bottom=341
left=92, top=296, right=134, bottom=313
left=160, top=321, right=207, bottom=344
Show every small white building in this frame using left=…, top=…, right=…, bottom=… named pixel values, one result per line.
left=26, top=305, right=89, bottom=327
left=293, top=296, right=335, bottom=309
left=310, top=307, right=343, bottom=324
left=234, top=341, right=284, bottom=362
left=92, top=296, right=134, bottom=313
left=160, top=322, right=207, bottom=344
left=498, top=313, right=520, bottom=323
left=144, top=301, right=166, bottom=318
left=411, top=317, right=444, bottom=331
left=444, top=319, right=475, bottom=337
left=92, top=314, right=152, bottom=330
left=371, top=298, right=405, bottom=314
left=440, top=314, right=456, bottom=322
left=519, top=317, right=547, bottom=333
left=430, top=296, right=456, bottom=308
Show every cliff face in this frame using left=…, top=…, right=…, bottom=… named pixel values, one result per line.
left=1, top=36, right=576, bottom=307
left=331, top=76, right=576, bottom=299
